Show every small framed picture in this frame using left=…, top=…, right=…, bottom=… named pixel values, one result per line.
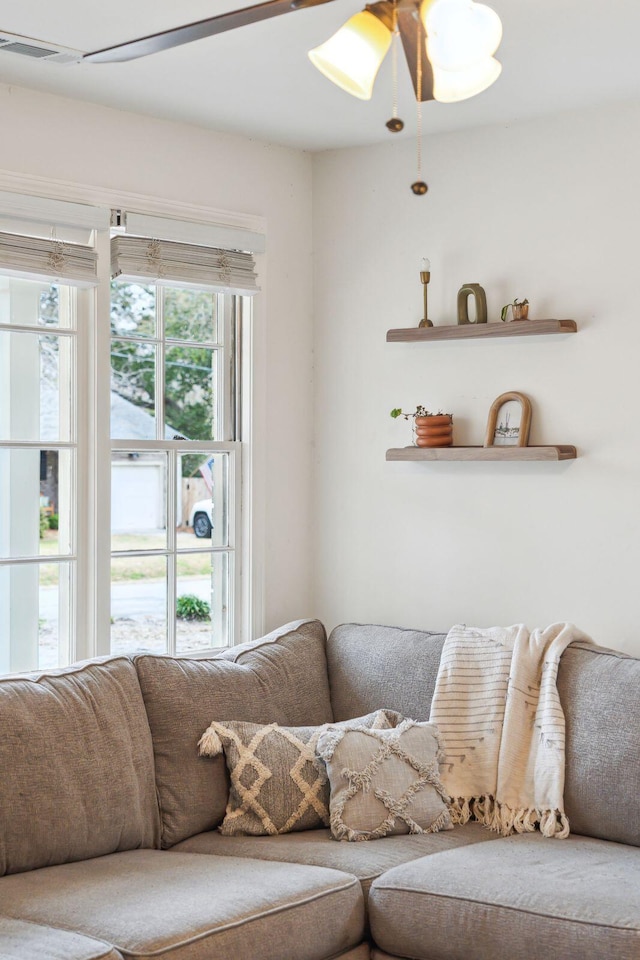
left=484, top=392, right=532, bottom=447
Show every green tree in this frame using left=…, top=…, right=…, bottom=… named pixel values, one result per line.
left=110, top=282, right=217, bottom=450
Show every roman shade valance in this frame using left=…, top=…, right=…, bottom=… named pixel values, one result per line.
left=0, top=191, right=110, bottom=232
left=110, top=236, right=259, bottom=295
left=0, top=231, right=99, bottom=287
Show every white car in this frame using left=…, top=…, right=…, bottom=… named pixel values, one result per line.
left=189, top=499, right=213, bottom=538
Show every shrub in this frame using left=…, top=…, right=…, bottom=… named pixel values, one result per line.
left=39, top=508, right=49, bottom=539
left=48, top=514, right=59, bottom=530
left=176, top=593, right=211, bottom=621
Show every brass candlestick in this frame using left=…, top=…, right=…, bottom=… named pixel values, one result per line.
left=418, top=258, right=433, bottom=328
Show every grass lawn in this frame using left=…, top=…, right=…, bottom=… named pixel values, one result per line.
left=40, top=530, right=211, bottom=584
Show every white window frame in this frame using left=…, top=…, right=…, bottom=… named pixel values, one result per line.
left=108, top=284, right=243, bottom=657
left=0, top=175, right=266, bottom=669
left=0, top=277, right=92, bottom=672
left=109, top=439, right=242, bottom=656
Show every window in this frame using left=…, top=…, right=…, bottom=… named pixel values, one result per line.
left=0, top=278, right=90, bottom=672
left=109, top=280, right=241, bottom=655
left=0, top=195, right=261, bottom=674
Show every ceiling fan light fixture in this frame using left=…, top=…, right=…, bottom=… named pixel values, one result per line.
left=308, top=9, right=392, bottom=101
left=432, top=55, right=501, bottom=102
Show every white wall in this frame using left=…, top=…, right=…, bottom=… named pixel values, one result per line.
left=312, top=102, right=640, bottom=655
left=0, top=82, right=314, bottom=634
left=5, top=85, right=640, bottom=654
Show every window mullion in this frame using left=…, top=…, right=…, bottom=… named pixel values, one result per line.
left=0, top=323, right=75, bottom=337
left=92, top=229, right=114, bottom=659
left=156, top=288, right=165, bottom=441
left=166, top=447, right=177, bottom=655
left=233, top=297, right=243, bottom=443
left=221, top=294, right=233, bottom=442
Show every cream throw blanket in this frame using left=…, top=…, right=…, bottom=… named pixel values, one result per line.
left=430, top=622, right=591, bottom=839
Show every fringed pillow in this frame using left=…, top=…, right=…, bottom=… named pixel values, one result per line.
left=316, top=718, right=451, bottom=842
left=198, top=709, right=402, bottom=836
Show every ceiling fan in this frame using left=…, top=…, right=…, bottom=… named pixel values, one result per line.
left=84, top=0, right=503, bottom=107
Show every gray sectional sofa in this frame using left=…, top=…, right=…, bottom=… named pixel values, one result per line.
left=1, top=618, right=639, bottom=959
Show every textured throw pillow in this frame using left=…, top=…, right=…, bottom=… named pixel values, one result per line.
left=316, top=718, right=451, bottom=842
left=198, top=709, right=401, bottom=836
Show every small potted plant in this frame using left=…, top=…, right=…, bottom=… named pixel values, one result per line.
left=501, top=298, right=529, bottom=322
left=390, top=406, right=453, bottom=447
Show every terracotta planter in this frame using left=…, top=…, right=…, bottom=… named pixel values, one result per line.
left=414, top=414, right=453, bottom=447
left=501, top=301, right=529, bottom=322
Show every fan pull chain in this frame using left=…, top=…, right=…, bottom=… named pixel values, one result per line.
left=411, top=22, right=428, bottom=195
left=385, top=5, right=404, bottom=133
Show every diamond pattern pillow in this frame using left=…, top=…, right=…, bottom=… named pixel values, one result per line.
left=316, top=718, right=451, bottom=842
left=198, top=709, right=401, bottom=836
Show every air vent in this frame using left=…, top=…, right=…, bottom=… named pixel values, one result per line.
left=0, top=32, right=82, bottom=64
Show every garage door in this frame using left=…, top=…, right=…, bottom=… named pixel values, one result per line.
left=111, top=462, right=164, bottom=533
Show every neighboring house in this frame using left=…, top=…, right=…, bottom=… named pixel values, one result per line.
left=41, top=381, right=175, bottom=533
left=109, top=391, right=175, bottom=534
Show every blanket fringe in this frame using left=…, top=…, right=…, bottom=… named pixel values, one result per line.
left=448, top=796, right=570, bottom=838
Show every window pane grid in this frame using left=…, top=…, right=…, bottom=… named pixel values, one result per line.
left=110, top=444, right=236, bottom=655
left=110, top=280, right=237, bottom=657
left=0, top=276, right=80, bottom=673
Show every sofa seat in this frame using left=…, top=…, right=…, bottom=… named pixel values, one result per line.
left=369, top=833, right=640, bottom=960
left=171, top=822, right=500, bottom=903
left=0, top=850, right=364, bottom=960
left=0, top=917, right=123, bottom=960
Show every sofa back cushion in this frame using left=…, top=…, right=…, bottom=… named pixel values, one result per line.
left=0, top=656, right=160, bottom=876
left=327, top=623, right=446, bottom=722
left=135, top=619, right=333, bottom=848
left=558, top=640, right=640, bottom=846
left=329, top=623, right=640, bottom=847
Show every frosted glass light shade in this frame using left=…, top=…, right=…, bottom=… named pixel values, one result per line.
left=422, top=0, right=502, bottom=102
left=432, top=56, right=502, bottom=102
left=308, top=10, right=392, bottom=100
left=424, top=0, right=502, bottom=70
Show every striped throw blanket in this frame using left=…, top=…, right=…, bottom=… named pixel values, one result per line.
left=430, top=622, right=591, bottom=839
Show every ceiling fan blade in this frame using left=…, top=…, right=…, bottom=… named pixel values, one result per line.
left=397, top=4, right=434, bottom=102
left=84, top=0, right=339, bottom=64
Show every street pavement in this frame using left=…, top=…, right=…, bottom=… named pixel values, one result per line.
left=39, top=576, right=209, bottom=622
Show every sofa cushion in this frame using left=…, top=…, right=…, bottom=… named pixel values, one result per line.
left=369, top=833, right=640, bottom=960
left=0, top=850, right=364, bottom=960
left=317, top=720, right=450, bottom=841
left=558, top=640, right=640, bottom=846
left=0, top=918, right=122, bottom=960
left=170, top=822, right=500, bottom=902
left=0, top=657, right=160, bottom=876
left=135, top=619, right=333, bottom=848
left=198, top=710, right=398, bottom=837
left=327, top=624, right=446, bottom=722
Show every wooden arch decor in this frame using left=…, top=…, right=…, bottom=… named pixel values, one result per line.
left=484, top=391, right=532, bottom=448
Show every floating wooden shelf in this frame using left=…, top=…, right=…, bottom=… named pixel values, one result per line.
left=386, top=319, right=577, bottom=342
left=386, top=445, right=577, bottom=462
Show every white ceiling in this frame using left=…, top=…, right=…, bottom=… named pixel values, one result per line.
left=1, top=0, right=639, bottom=151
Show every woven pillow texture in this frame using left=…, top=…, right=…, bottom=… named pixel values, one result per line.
left=316, top=718, right=451, bottom=842
left=199, top=709, right=402, bottom=836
